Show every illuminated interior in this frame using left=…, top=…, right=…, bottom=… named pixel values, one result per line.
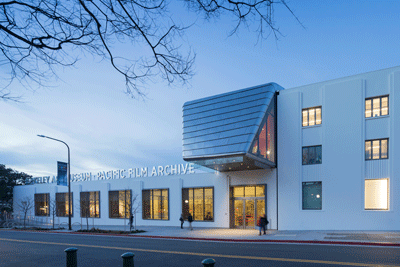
left=302, top=107, right=322, bottom=127
left=365, top=179, right=389, bottom=210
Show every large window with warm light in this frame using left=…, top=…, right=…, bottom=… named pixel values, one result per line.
left=142, top=189, right=169, bottom=220
left=251, top=96, right=276, bottom=163
left=365, top=138, right=388, bottom=160
left=56, top=192, right=73, bottom=217
left=182, top=187, right=213, bottom=221
left=302, top=182, right=322, bottom=210
left=302, top=145, right=322, bottom=165
left=302, top=106, right=322, bottom=127
left=365, top=179, right=388, bottom=210
left=34, top=193, right=50, bottom=216
left=109, top=190, right=131, bottom=218
left=365, top=95, right=389, bottom=118
left=80, top=191, right=100, bottom=218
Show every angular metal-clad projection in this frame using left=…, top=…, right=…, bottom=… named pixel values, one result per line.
left=182, top=83, right=283, bottom=172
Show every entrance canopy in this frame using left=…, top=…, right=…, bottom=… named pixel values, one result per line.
left=182, top=83, right=283, bottom=172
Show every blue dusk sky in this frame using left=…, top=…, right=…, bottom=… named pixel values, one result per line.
left=1, top=0, right=399, bottom=177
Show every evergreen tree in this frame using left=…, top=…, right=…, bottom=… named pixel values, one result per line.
left=0, top=164, right=32, bottom=217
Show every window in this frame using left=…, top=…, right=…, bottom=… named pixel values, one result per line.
left=34, top=193, right=49, bottom=216
left=182, top=187, right=213, bottom=221
left=365, top=138, right=388, bottom=160
left=80, top=191, right=100, bottom=218
left=109, top=190, right=131, bottom=218
left=302, top=145, right=322, bottom=165
left=302, top=182, right=322, bottom=210
left=142, top=189, right=169, bottom=220
left=365, top=95, right=389, bottom=118
left=56, top=193, right=73, bottom=217
left=302, top=106, right=322, bottom=127
left=251, top=97, right=275, bottom=163
left=231, top=185, right=265, bottom=198
left=365, top=179, right=388, bottom=210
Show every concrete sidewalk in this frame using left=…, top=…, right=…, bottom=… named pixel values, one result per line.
left=54, top=224, right=400, bottom=246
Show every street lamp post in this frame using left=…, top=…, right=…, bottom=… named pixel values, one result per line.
left=37, top=135, right=72, bottom=230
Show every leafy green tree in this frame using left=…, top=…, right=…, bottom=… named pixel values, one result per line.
left=0, top=164, right=32, bottom=218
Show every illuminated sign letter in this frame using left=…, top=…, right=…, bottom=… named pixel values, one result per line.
left=188, top=163, right=195, bottom=174
left=151, top=167, right=157, bottom=176
left=158, top=166, right=164, bottom=176
left=181, top=164, right=188, bottom=174
left=141, top=167, right=148, bottom=177
left=164, top=165, right=170, bottom=175
left=98, top=171, right=105, bottom=180
left=120, top=169, right=126, bottom=179
left=170, top=165, right=177, bottom=175
left=128, top=168, right=134, bottom=178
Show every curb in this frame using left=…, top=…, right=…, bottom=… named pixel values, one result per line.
left=5, top=229, right=400, bottom=247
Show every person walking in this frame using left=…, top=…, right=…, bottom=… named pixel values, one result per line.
left=129, top=215, right=134, bottom=231
left=179, top=214, right=184, bottom=229
left=259, top=214, right=268, bottom=235
left=187, top=213, right=193, bottom=230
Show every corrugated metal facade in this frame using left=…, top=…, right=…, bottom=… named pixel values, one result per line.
left=182, top=83, right=282, bottom=161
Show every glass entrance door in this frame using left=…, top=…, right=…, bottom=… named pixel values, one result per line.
left=230, top=185, right=266, bottom=229
left=245, top=200, right=255, bottom=228
left=233, top=199, right=257, bottom=229
left=234, top=200, right=244, bottom=228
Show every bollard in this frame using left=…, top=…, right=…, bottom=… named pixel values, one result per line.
left=202, top=258, right=216, bottom=267
left=64, top=247, right=78, bottom=267
left=121, top=252, right=135, bottom=267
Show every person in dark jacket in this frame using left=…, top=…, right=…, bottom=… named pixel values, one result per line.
left=179, top=214, right=184, bottom=229
left=259, top=214, right=268, bottom=235
left=129, top=215, right=134, bottom=231
left=187, top=213, right=193, bottom=230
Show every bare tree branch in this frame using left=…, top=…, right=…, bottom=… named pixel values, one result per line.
left=0, top=0, right=298, bottom=100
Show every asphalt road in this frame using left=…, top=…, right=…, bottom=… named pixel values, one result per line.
left=0, top=230, right=399, bottom=267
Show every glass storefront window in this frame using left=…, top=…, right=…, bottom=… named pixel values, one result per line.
left=56, top=192, right=73, bottom=217
left=182, top=187, right=214, bottom=221
left=34, top=193, right=49, bottom=216
left=80, top=191, right=100, bottom=218
left=142, top=189, right=169, bottom=220
left=255, top=185, right=264, bottom=197
left=109, top=190, right=131, bottom=218
left=232, top=185, right=265, bottom=198
left=233, top=187, right=244, bottom=198
left=244, top=186, right=255, bottom=197
left=194, top=188, right=204, bottom=220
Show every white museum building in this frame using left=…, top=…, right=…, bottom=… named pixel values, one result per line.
left=13, top=66, right=400, bottom=230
